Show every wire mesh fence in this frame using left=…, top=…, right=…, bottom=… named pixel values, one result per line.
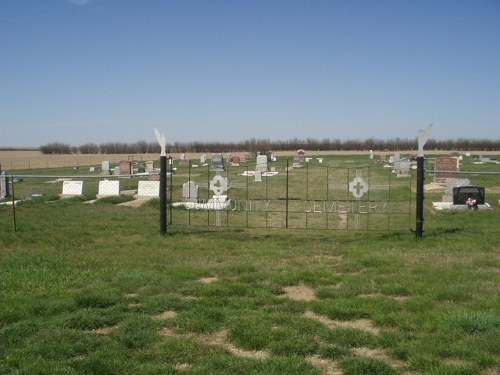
left=1, top=155, right=499, bottom=234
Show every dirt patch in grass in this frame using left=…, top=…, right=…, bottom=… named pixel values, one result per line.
left=123, top=293, right=139, bottom=299
left=352, top=347, right=405, bottom=370
left=190, top=330, right=270, bottom=360
left=158, top=327, right=270, bottom=360
left=358, top=293, right=409, bottom=302
left=283, top=283, right=317, bottom=301
left=174, top=363, right=193, bottom=371
left=304, top=310, right=380, bottom=335
left=152, top=310, right=177, bottom=320
left=85, top=325, right=118, bottom=335
left=198, top=277, right=218, bottom=284
left=308, top=355, right=343, bottom=375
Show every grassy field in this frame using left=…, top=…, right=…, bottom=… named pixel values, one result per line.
left=0, top=154, right=499, bottom=374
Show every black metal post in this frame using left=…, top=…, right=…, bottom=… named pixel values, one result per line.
left=286, top=159, right=289, bottom=228
left=11, top=175, right=17, bottom=232
left=416, top=156, right=424, bottom=238
left=160, top=156, right=167, bottom=235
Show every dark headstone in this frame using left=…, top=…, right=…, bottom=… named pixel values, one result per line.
left=211, top=154, right=225, bottom=171
left=453, top=186, right=485, bottom=205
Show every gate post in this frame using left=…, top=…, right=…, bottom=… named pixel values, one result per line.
left=160, top=155, right=167, bottom=235
left=154, top=128, right=168, bottom=236
left=416, top=124, right=432, bottom=238
left=416, top=156, right=424, bottom=238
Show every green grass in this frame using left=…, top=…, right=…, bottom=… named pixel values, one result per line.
left=1, top=154, right=499, bottom=374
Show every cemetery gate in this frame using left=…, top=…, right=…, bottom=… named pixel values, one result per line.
left=168, top=159, right=413, bottom=231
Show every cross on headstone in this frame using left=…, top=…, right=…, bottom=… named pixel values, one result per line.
left=348, top=176, right=369, bottom=198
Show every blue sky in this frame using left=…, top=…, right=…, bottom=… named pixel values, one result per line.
left=1, top=0, right=499, bottom=147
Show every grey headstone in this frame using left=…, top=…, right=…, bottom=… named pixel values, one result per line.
left=256, top=155, right=268, bottom=172
left=211, top=154, right=224, bottom=171
left=183, top=181, right=199, bottom=203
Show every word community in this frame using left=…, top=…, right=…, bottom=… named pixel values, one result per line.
left=183, top=198, right=389, bottom=214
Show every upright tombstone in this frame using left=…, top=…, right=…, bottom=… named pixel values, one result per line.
left=435, top=157, right=458, bottom=181
left=256, top=155, right=268, bottom=173
left=119, top=160, right=132, bottom=176
left=182, top=181, right=199, bottom=203
left=136, top=180, right=160, bottom=198
left=394, top=158, right=411, bottom=175
left=453, top=186, right=485, bottom=205
left=101, top=161, right=110, bottom=176
left=98, top=180, right=120, bottom=197
left=200, top=154, right=208, bottom=164
left=254, top=170, right=262, bottom=182
left=0, top=171, right=9, bottom=199
left=211, top=154, right=225, bottom=171
left=297, top=149, right=305, bottom=163
left=230, top=155, right=240, bottom=166
left=61, top=180, right=83, bottom=197
left=145, top=161, right=155, bottom=173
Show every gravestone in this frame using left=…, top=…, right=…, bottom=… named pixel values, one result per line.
left=182, top=181, right=199, bottom=203
left=113, top=166, right=120, bottom=176
left=453, top=186, right=485, bottom=205
left=145, top=161, right=154, bottom=173
left=0, top=171, right=9, bottom=199
left=200, top=154, right=208, bottom=164
left=211, top=154, right=225, bottom=171
left=98, top=180, right=120, bottom=197
left=297, top=149, right=305, bottom=163
left=230, top=155, right=240, bottom=166
left=101, top=161, right=110, bottom=175
left=256, top=155, right=268, bottom=172
left=435, top=157, right=458, bottom=181
left=136, top=181, right=160, bottom=198
left=254, top=170, right=262, bottom=182
left=119, top=160, right=132, bottom=175
left=394, top=158, right=410, bottom=175
left=62, top=180, right=83, bottom=196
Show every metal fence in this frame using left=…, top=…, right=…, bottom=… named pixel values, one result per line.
left=168, top=159, right=414, bottom=231
left=1, top=156, right=499, bottom=234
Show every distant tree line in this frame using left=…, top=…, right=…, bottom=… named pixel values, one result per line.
left=39, top=138, right=500, bottom=155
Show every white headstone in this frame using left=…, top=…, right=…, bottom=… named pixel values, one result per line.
left=254, top=170, right=262, bottom=182
left=98, top=180, right=120, bottom=197
left=102, top=161, right=110, bottom=171
left=62, top=181, right=83, bottom=196
left=137, top=181, right=160, bottom=197
left=256, top=155, right=268, bottom=172
left=0, top=171, right=7, bottom=199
